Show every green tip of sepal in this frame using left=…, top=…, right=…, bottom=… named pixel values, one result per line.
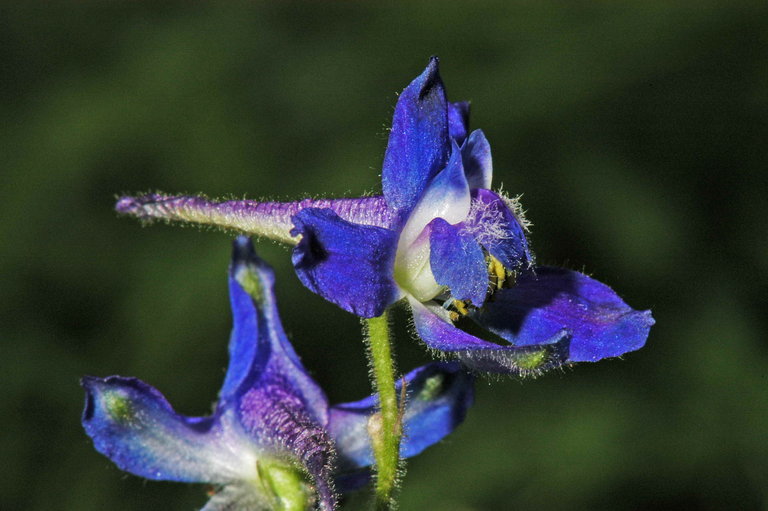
left=457, top=344, right=562, bottom=378
left=416, top=373, right=445, bottom=401
left=512, top=348, right=549, bottom=371
left=231, top=236, right=272, bottom=306
left=102, top=389, right=136, bottom=424
left=236, top=265, right=266, bottom=305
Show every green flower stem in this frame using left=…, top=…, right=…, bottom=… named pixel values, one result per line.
left=364, top=312, right=402, bottom=510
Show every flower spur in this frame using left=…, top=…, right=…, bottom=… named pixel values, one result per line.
left=116, top=57, right=653, bottom=375
left=81, top=237, right=474, bottom=510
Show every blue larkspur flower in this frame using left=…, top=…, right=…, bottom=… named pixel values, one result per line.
left=115, top=57, right=653, bottom=375
left=81, top=237, right=474, bottom=510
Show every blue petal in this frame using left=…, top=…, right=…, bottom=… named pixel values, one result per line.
left=409, top=297, right=570, bottom=375
left=473, top=267, right=654, bottom=362
left=469, top=189, right=532, bottom=271
left=222, top=237, right=329, bottom=424
left=382, top=57, right=450, bottom=214
left=448, top=101, right=470, bottom=144
left=429, top=218, right=488, bottom=306
left=462, top=130, right=493, bottom=190
left=81, top=376, right=253, bottom=483
left=291, top=209, right=401, bottom=318
left=327, top=362, right=474, bottom=470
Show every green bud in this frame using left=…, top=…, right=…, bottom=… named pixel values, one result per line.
left=257, top=459, right=312, bottom=511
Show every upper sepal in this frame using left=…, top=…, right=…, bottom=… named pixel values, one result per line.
left=228, top=238, right=339, bottom=510
left=382, top=56, right=450, bottom=214
left=224, top=236, right=329, bottom=424
left=229, top=238, right=338, bottom=509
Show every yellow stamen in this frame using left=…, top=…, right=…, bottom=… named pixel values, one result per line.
left=453, top=299, right=469, bottom=316
left=489, top=257, right=507, bottom=290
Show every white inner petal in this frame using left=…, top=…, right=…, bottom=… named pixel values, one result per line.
left=398, top=174, right=471, bottom=249
left=394, top=224, right=442, bottom=302
left=393, top=164, right=472, bottom=302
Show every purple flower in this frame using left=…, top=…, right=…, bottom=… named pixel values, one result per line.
left=116, top=57, right=653, bottom=375
left=81, top=237, right=473, bottom=510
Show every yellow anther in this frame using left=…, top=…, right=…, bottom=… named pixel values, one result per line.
left=453, top=299, right=469, bottom=316
left=488, top=256, right=507, bottom=290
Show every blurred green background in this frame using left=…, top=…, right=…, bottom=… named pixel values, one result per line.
left=2, top=2, right=767, bottom=510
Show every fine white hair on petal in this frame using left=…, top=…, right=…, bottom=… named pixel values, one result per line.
left=460, top=197, right=510, bottom=246
left=460, top=188, right=531, bottom=247
left=497, top=185, right=532, bottom=232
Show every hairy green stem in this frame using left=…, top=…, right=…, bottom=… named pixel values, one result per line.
left=364, top=312, right=402, bottom=510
